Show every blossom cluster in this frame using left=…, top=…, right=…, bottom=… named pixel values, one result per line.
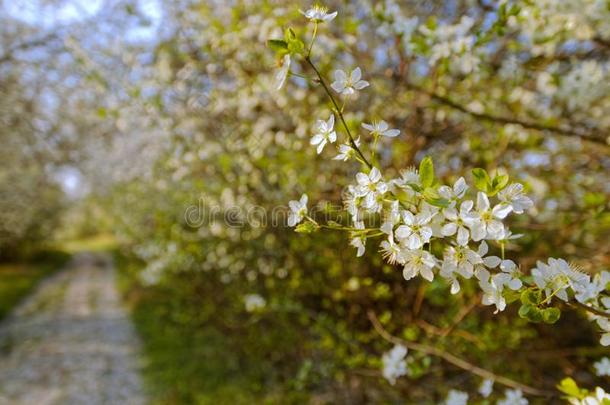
left=275, top=1, right=610, bottom=399
left=289, top=158, right=539, bottom=316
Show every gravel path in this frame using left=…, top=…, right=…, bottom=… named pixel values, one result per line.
left=0, top=253, right=146, bottom=405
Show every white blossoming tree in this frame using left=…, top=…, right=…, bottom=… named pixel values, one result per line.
left=9, top=0, right=609, bottom=402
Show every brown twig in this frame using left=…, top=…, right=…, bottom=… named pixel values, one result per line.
left=367, top=310, right=555, bottom=397
left=404, top=82, right=609, bottom=146
left=569, top=301, right=610, bottom=318
left=303, top=56, right=373, bottom=169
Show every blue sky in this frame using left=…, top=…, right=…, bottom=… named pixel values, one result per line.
left=4, top=0, right=163, bottom=41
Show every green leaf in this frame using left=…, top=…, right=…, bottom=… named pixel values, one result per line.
left=284, top=28, right=296, bottom=41
left=520, top=289, right=542, bottom=305
left=542, top=307, right=561, bottom=324
left=518, top=303, right=534, bottom=318
left=282, top=28, right=305, bottom=55
left=518, top=304, right=543, bottom=323
left=423, top=187, right=450, bottom=208
left=491, top=174, right=509, bottom=193
left=267, top=39, right=288, bottom=52
left=557, top=378, right=587, bottom=399
left=472, top=168, right=491, bottom=192
left=504, top=289, right=521, bottom=304
left=419, top=157, right=435, bottom=188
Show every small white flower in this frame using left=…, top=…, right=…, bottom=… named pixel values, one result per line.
left=390, top=167, right=421, bottom=197
left=444, top=389, right=468, bottom=405
left=244, top=294, right=266, bottom=312
left=380, top=233, right=403, bottom=265
left=439, top=177, right=468, bottom=201
left=441, top=200, right=477, bottom=246
left=395, top=210, right=434, bottom=250
left=402, top=248, right=437, bottom=281
left=498, top=183, right=533, bottom=214
left=497, top=388, right=528, bottom=405
left=355, top=167, right=388, bottom=212
left=381, top=344, right=408, bottom=385
left=441, top=244, right=483, bottom=280
left=594, top=357, right=610, bottom=376
left=498, top=259, right=523, bottom=290
left=350, top=221, right=366, bottom=257
left=597, top=317, right=610, bottom=346
left=479, top=379, right=494, bottom=398
left=300, top=4, right=337, bottom=23
left=468, top=192, right=512, bottom=241
left=331, top=67, right=369, bottom=96
left=480, top=275, right=507, bottom=313
left=569, top=386, right=610, bottom=405
left=288, top=194, right=308, bottom=226
left=310, top=114, right=337, bottom=154
left=334, top=137, right=360, bottom=161
left=496, top=228, right=523, bottom=243
left=380, top=200, right=401, bottom=236
left=275, top=54, right=291, bottom=90
left=351, top=236, right=366, bottom=257
left=362, top=120, right=400, bottom=138
left=531, top=258, right=589, bottom=303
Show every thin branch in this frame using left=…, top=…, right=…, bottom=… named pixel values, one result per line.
left=593, top=36, right=610, bottom=50
left=0, top=33, right=59, bottom=64
left=405, top=82, right=609, bottom=146
left=569, top=301, right=610, bottom=319
left=304, top=56, right=373, bottom=169
left=367, top=310, right=555, bottom=397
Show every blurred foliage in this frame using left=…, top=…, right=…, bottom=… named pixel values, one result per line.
left=1, top=0, right=609, bottom=402
left=0, top=250, right=70, bottom=320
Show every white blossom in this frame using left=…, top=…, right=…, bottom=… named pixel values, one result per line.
left=498, top=389, right=528, bottom=405
left=362, top=120, right=400, bottom=138
left=468, top=192, right=512, bottom=241
left=395, top=210, right=434, bottom=250
left=441, top=244, right=483, bottom=280
left=593, top=357, right=610, bottom=377
left=498, top=259, right=523, bottom=290
left=334, top=137, right=360, bottom=161
left=288, top=194, right=308, bottom=227
left=244, top=294, right=266, bottom=312
left=381, top=344, right=408, bottom=385
left=310, top=114, right=337, bottom=154
left=444, top=389, right=468, bottom=405
left=275, top=54, right=291, bottom=90
left=531, top=258, right=589, bottom=303
left=498, top=183, right=533, bottom=214
left=478, top=379, right=494, bottom=398
left=380, top=233, right=403, bottom=265
left=402, top=248, right=437, bottom=281
left=331, top=67, right=369, bottom=96
left=568, top=387, right=610, bottom=405
left=480, top=275, right=508, bottom=313
left=441, top=200, right=476, bottom=246
left=300, top=4, right=337, bottom=23
left=439, top=177, right=468, bottom=201
left=350, top=221, right=366, bottom=257
left=355, top=167, right=387, bottom=212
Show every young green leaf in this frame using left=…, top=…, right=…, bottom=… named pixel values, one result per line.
left=557, top=378, right=587, bottom=399
left=267, top=39, right=288, bottom=53
left=471, top=168, right=491, bottom=192
left=542, top=307, right=561, bottom=324
left=419, top=156, right=435, bottom=188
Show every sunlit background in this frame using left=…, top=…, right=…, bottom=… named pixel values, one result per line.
left=1, top=0, right=609, bottom=403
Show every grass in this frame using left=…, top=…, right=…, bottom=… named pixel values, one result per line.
left=115, top=252, right=309, bottom=404
left=58, top=233, right=118, bottom=254
left=0, top=250, right=70, bottom=321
